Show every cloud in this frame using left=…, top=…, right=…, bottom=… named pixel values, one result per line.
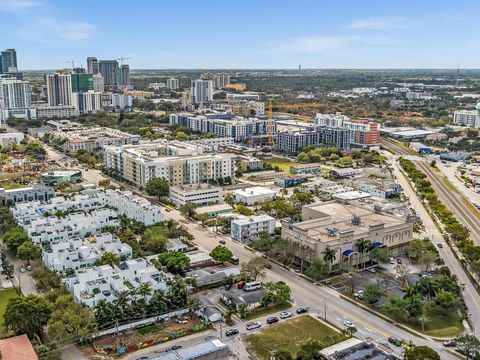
left=22, top=17, right=95, bottom=42
left=348, top=16, right=416, bottom=30
left=0, top=0, right=43, bottom=13
left=280, top=35, right=393, bottom=54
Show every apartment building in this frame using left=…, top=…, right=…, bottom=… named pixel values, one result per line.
left=169, top=184, right=224, bottom=206
left=275, top=127, right=350, bottom=154
left=231, top=214, right=276, bottom=241
left=104, top=142, right=236, bottom=188
left=281, top=201, right=414, bottom=268
left=186, top=137, right=235, bottom=152
left=232, top=186, right=276, bottom=205
left=453, top=109, right=478, bottom=127
left=66, top=258, right=172, bottom=307
left=0, top=184, right=54, bottom=206
left=42, top=233, right=132, bottom=271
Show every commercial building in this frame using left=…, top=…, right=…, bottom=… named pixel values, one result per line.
left=223, top=100, right=265, bottom=117
left=330, top=168, right=360, bottom=179
left=41, top=169, right=82, bottom=185
left=233, top=186, right=276, bottom=205
left=440, top=151, right=469, bottom=162
left=0, top=49, right=17, bottom=73
left=86, top=57, right=99, bottom=74
left=29, top=105, right=77, bottom=119
left=66, top=258, right=172, bottom=307
left=46, top=73, right=72, bottom=106
left=358, top=180, right=401, bottom=199
left=236, top=155, right=263, bottom=171
left=281, top=201, right=414, bottom=268
left=290, top=163, right=323, bottom=175
left=0, top=183, right=54, bottom=206
left=226, top=93, right=259, bottom=101
left=0, top=131, right=24, bottom=146
left=453, top=106, right=480, bottom=127
left=103, top=189, right=163, bottom=225
left=0, top=74, right=31, bottom=121
left=187, top=251, right=214, bottom=268
left=70, top=73, right=93, bottom=92
left=195, top=204, right=233, bottom=218
left=274, top=174, right=308, bottom=188
left=0, top=334, right=38, bottom=360
left=150, top=338, right=229, bottom=360
left=166, top=77, right=179, bottom=91
left=169, top=184, right=224, bottom=207
left=42, top=232, right=132, bottom=271
left=275, top=127, right=350, bottom=154
left=380, top=127, right=437, bottom=140
left=191, top=79, right=213, bottom=103
left=98, top=60, right=119, bottom=91
left=169, top=112, right=274, bottom=142
left=410, top=142, right=432, bottom=154
left=104, top=142, right=236, bottom=188
left=231, top=214, right=276, bottom=241
left=50, top=127, right=140, bottom=153
left=186, top=137, right=235, bottom=152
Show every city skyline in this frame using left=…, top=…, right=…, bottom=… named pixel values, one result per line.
left=1, top=0, right=480, bottom=69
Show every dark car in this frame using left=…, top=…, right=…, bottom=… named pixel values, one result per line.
left=166, top=345, right=182, bottom=352
left=296, top=307, right=308, bottom=314
left=135, top=357, right=149, bottom=360
left=226, top=329, right=239, bottom=337
left=219, top=240, right=226, bottom=245
left=443, top=340, right=457, bottom=347
left=224, top=283, right=232, bottom=291
left=396, top=258, right=402, bottom=264
left=388, top=336, right=401, bottom=346
left=266, top=316, right=279, bottom=324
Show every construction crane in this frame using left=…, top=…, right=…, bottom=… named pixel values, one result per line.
left=117, top=57, right=132, bottom=65
left=66, top=60, right=75, bottom=70
left=267, top=99, right=274, bottom=146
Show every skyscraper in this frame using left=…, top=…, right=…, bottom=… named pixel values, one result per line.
left=98, top=60, right=119, bottom=91
left=0, top=74, right=31, bottom=122
left=93, top=74, right=104, bottom=92
left=87, top=57, right=99, bottom=74
left=1, top=49, right=18, bottom=73
left=46, top=73, right=72, bottom=106
left=71, top=73, right=93, bottom=92
left=166, top=78, right=179, bottom=91
left=191, top=79, right=213, bottom=104
left=119, top=64, right=130, bottom=88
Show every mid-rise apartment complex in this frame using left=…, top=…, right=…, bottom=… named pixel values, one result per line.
left=104, top=142, right=236, bottom=188
left=275, top=127, right=350, bottom=154
left=46, top=73, right=72, bottom=106
left=191, top=79, right=213, bottom=103
left=453, top=109, right=479, bottom=127
left=231, top=214, right=276, bottom=241
left=0, top=74, right=31, bottom=121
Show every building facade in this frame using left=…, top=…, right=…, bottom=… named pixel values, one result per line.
left=86, top=57, right=99, bottom=74
left=0, top=48, right=17, bottom=73
left=166, top=77, right=179, bottom=91
left=0, top=184, right=54, bottom=206
left=0, top=74, right=31, bottom=121
left=98, top=60, right=119, bottom=91
left=46, top=73, right=72, bottom=106
left=275, top=127, right=350, bottom=154
left=231, top=214, right=276, bottom=241
left=169, top=184, right=224, bottom=207
left=191, top=79, right=213, bottom=103
left=453, top=109, right=477, bottom=127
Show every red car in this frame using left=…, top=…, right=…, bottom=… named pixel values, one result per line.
left=237, top=280, right=246, bottom=289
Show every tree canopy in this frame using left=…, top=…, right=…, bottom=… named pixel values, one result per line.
left=210, top=245, right=233, bottom=263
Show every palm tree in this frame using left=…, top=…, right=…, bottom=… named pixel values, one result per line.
left=148, top=291, right=168, bottom=315
left=100, top=252, right=120, bottom=267
left=136, top=283, right=153, bottom=302
left=322, top=246, right=337, bottom=264
left=94, top=299, right=113, bottom=328
left=356, top=239, right=373, bottom=268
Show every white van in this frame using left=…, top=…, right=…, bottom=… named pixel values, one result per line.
left=243, top=281, right=261, bottom=292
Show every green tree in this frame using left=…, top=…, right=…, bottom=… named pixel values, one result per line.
left=158, top=251, right=190, bottom=274
left=363, top=285, right=382, bottom=306
left=33, top=268, right=63, bottom=292
left=175, top=131, right=189, bottom=140
left=16, top=241, right=41, bottom=264
left=0, top=206, right=15, bottom=233
left=145, top=178, right=170, bottom=199
left=210, top=245, right=233, bottom=263
left=234, top=204, right=254, bottom=216
left=96, top=252, right=120, bottom=267
left=404, top=345, right=440, bottom=360
left=260, top=281, right=291, bottom=307
left=251, top=231, right=274, bottom=253
left=371, top=247, right=390, bottom=264
left=98, top=179, right=111, bottom=189
left=47, top=294, right=97, bottom=342
left=338, top=156, right=353, bottom=167
left=322, top=246, right=337, bottom=264
left=305, top=258, right=331, bottom=280
left=296, top=340, right=324, bottom=360
left=4, top=295, right=53, bottom=337
left=136, top=283, right=153, bottom=302
left=274, top=350, right=293, bottom=360
left=241, top=257, right=267, bottom=281
left=187, top=295, right=203, bottom=313
left=290, top=191, right=314, bottom=205
left=224, top=193, right=235, bottom=207
left=179, top=202, right=198, bottom=218
left=456, top=335, right=480, bottom=360
left=142, top=226, right=168, bottom=253
left=3, top=227, right=29, bottom=252
left=434, top=290, right=455, bottom=310
left=355, top=238, right=373, bottom=268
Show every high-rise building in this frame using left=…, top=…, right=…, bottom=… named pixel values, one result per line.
left=93, top=74, right=104, bottom=92
left=191, top=79, right=213, bottom=104
left=86, top=57, right=99, bottom=74
left=119, top=64, right=130, bottom=88
left=73, top=67, right=86, bottom=74
left=0, top=74, right=31, bottom=122
left=166, top=77, right=179, bottom=91
left=98, top=60, right=119, bottom=91
left=1, top=49, right=18, bottom=73
left=70, top=73, right=93, bottom=93
left=72, top=91, right=102, bottom=114
left=200, top=72, right=231, bottom=89
left=46, top=73, right=72, bottom=106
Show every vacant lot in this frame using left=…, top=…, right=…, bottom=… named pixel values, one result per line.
left=264, top=157, right=299, bottom=173
left=245, top=315, right=338, bottom=359
left=0, top=288, right=19, bottom=337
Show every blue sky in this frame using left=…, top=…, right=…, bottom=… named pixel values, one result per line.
left=1, top=0, right=480, bottom=69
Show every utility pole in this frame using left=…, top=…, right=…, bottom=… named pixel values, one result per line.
left=219, top=322, right=223, bottom=338
left=324, top=298, right=327, bottom=321
left=115, top=319, right=119, bottom=349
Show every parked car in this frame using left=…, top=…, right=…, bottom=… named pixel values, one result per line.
left=264, top=263, right=272, bottom=269
left=166, top=345, right=183, bottom=352
left=396, top=258, right=402, bottom=264
left=19, top=267, right=26, bottom=273
left=388, top=336, right=402, bottom=346
left=266, top=317, right=279, bottom=324
left=354, top=290, right=364, bottom=299
left=246, top=321, right=261, bottom=330
left=389, top=257, right=395, bottom=264
left=296, top=307, right=308, bottom=314
left=237, top=280, right=246, bottom=289
left=280, top=312, right=292, bottom=319
left=26, top=265, right=32, bottom=271
left=219, top=240, right=226, bottom=245
left=367, top=268, right=376, bottom=273
left=443, top=340, right=457, bottom=347
left=226, top=329, right=239, bottom=337
left=437, top=243, right=443, bottom=249
left=224, top=283, right=232, bottom=291
left=344, top=320, right=355, bottom=328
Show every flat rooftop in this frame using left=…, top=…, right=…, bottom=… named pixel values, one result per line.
left=233, top=186, right=276, bottom=197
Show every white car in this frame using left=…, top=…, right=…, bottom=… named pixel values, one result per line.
left=389, top=257, right=395, bottom=264
left=246, top=321, right=261, bottom=330
left=354, top=290, right=364, bottom=299
left=279, top=312, right=292, bottom=319
left=19, top=267, right=26, bottom=273
left=344, top=320, right=355, bottom=328
left=367, top=268, right=376, bottom=273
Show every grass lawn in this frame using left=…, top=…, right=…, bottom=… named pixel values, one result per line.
left=136, top=324, right=161, bottom=335
left=245, top=303, right=292, bottom=320
left=264, top=157, right=299, bottom=174
left=0, top=288, right=19, bottom=337
left=245, top=315, right=339, bottom=359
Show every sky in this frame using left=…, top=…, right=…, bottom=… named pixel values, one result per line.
left=1, top=0, right=480, bottom=70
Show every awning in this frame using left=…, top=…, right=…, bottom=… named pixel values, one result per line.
left=373, top=241, right=384, bottom=248
left=343, top=250, right=353, bottom=256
